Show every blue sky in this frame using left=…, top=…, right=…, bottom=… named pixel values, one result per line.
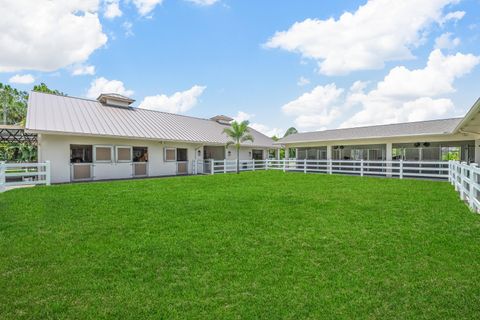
left=1, top=0, right=480, bottom=136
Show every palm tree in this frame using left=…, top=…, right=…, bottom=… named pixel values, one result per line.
left=223, top=121, right=254, bottom=174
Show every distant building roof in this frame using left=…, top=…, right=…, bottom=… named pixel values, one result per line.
left=26, top=91, right=275, bottom=148
left=279, top=118, right=463, bottom=144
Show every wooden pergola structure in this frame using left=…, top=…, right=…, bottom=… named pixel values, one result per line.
left=0, top=125, right=37, bottom=145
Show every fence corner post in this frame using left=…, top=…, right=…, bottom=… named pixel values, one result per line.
left=45, top=160, right=51, bottom=186
left=0, top=161, right=5, bottom=193
left=399, top=159, right=403, bottom=179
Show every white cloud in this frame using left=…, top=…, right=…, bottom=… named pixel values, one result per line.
left=341, top=50, right=479, bottom=127
left=374, top=49, right=479, bottom=98
left=282, top=84, right=344, bottom=129
left=233, top=111, right=254, bottom=123
left=435, top=32, right=461, bottom=49
left=0, top=0, right=107, bottom=72
left=87, top=77, right=134, bottom=99
left=281, top=50, right=479, bottom=130
left=440, top=10, right=465, bottom=25
left=139, top=85, right=206, bottom=113
left=104, top=0, right=122, bottom=19
left=250, top=123, right=284, bottom=138
left=232, top=111, right=282, bottom=137
left=133, top=0, right=163, bottom=16
left=72, top=65, right=96, bottom=76
left=8, top=74, right=35, bottom=84
left=185, top=0, right=219, bottom=5
left=265, top=0, right=461, bottom=75
left=297, top=76, right=310, bottom=86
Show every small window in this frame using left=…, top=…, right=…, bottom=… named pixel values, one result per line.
left=70, top=145, right=92, bottom=163
left=165, top=148, right=176, bottom=162
left=94, top=145, right=113, bottom=162
left=177, top=148, right=188, bottom=162
left=116, top=146, right=132, bottom=162
left=133, top=147, right=148, bottom=162
left=252, top=149, right=263, bottom=160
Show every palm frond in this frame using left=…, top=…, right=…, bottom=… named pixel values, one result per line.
left=240, top=134, right=254, bottom=143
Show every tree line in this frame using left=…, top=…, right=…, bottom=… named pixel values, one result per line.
left=0, top=82, right=65, bottom=126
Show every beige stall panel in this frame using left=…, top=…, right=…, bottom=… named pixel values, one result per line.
left=73, top=165, right=92, bottom=180
left=177, top=162, right=188, bottom=174
left=134, top=163, right=147, bottom=176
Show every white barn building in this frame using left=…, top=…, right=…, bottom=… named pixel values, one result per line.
left=25, top=92, right=277, bottom=183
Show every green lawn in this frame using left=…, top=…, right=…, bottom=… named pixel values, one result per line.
left=1, top=171, right=480, bottom=319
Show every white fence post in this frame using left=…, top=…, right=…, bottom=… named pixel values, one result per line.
left=360, top=160, right=364, bottom=177
left=266, top=159, right=269, bottom=170
left=328, top=159, right=332, bottom=175
left=399, top=160, right=403, bottom=179
left=304, top=159, right=307, bottom=174
left=283, top=159, right=286, bottom=173
left=0, top=161, right=5, bottom=193
left=45, top=161, right=51, bottom=186
left=224, top=159, right=227, bottom=174
left=252, top=160, right=255, bottom=171
left=468, top=163, right=477, bottom=210
left=210, top=159, right=214, bottom=175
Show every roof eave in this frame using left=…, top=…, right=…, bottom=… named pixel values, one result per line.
left=276, top=131, right=462, bottom=145
left=26, top=129, right=278, bottom=148
left=453, top=97, right=480, bottom=134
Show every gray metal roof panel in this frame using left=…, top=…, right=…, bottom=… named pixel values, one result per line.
left=279, top=118, right=463, bottom=144
left=26, top=91, right=275, bottom=148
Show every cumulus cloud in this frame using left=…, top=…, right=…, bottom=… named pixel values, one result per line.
left=0, top=0, right=107, bottom=72
left=133, top=0, right=163, bottom=16
left=8, top=74, right=35, bottom=84
left=185, top=0, right=219, bottom=5
left=342, top=50, right=479, bottom=127
left=233, top=111, right=254, bottom=123
left=232, top=111, right=282, bottom=137
left=249, top=123, right=284, bottom=138
left=139, top=85, right=206, bottom=113
left=435, top=32, right=461, bottom=49
left=265, top=0, right=462, bottom=75
left=87, top=77, right=134, bottom=99
left=281, top=50, right=479, bottom=130
left=72, top=65, right=96, bottom=76
left=282, top=84, right=344, bottom=129
left=104, top=0, right=122, bottom=19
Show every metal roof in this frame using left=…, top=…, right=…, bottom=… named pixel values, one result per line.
left=279, top=118, right=463, bottom=144
left=26, top=91, right=276, bottom=148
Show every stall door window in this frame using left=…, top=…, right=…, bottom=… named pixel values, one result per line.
left=177, top=148, right=188, bottom=161
left=252, top=149, right=263, bottom=160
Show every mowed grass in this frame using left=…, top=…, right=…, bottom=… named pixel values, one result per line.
left=1, top=171, right=480, bottom=319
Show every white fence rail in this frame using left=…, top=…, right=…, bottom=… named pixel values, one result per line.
left=0, top=161, right=51, bottom=192
left=449, top=161, right=480, bottom=213
left=206, top=159, right=450, bottom=179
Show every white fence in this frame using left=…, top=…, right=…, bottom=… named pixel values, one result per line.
left=1, top=159, right=479, bottom=214
left=0, top=161, right=51, bottom=192
left=205, top=159, right=450, bottom=179
left=449, top=161, right=480, bottom=213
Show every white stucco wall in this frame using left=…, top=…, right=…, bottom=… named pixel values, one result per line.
left=38, top=133, right=271, bottom=183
